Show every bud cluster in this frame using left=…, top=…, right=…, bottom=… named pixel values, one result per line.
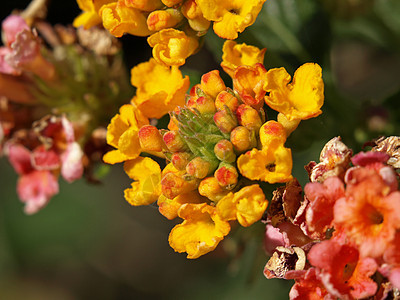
left=137, top=70, right=266, bottom=203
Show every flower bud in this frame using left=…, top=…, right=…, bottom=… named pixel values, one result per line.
left=215, top=90, right=240, bottom=113
left=138, top=125, right=164, bottom=152
left=230, top=126, right=257, bottom=153
left=214, top=163, right=239, bottom=190
left=186, top=157, right=211, bottom=179
left=171, top=152, right=191, bottom=170
left=213, top=107, right=237, bottom=134
left=163, top=130, right=187, bottom=152
left=236, top=104, right=262, bottom=131
left=161, top=172, right=197, bottom=199
left=200, top=70, right=226, bottom=98
left=195, top=95, right=216, bottom=115
left=181, top=0, right=210, bottom=32
left=214, top=139, right=236, bottom=163
left=198, top=176, right=229, bottom=202
left=147, top=9, right=183, bottom=31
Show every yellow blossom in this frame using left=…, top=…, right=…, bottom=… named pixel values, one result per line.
left=147, top=29, right=198, bottom=67
left=216, top=185, right=268, bottom=227
left=169, top=203, right=231, bottom=259
left=196, top=0, right=266, bottom=40
left=259, top=120, right=287, bottom=150
left=130, top=58, right=190, bottom=118
left=221, top=40, right=266, bottom=77
left=123, top=157, right=161, bottom=205
left=73, top=0, right=115, bottom=29
left=158, top=190, right=204, bottom=220
left=103, top=104, right=148, bottom=164
left=181, top=0, right=211, bottom=32
left=100, top=1, right=153, bottom=37
left=124, top=0, right=163, bottom=11
left=264, top=63, right=324, bottom=121
left=237, top=145, right=293, bottom=184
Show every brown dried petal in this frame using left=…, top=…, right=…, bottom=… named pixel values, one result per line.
left=372, top=136, right=400, bottom=169
left=282, top=179, right=302, bottom=222
left=263, top=246, right=306, bottom=279
left=307, top=136, right=352, bottom=182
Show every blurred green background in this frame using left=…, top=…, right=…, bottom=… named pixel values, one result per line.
left=1, top=0, right=400, bottom=299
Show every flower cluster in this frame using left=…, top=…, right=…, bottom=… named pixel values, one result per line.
left=104, top=40, right=324, bottom=258
left=74, top=0, right=266, bottom=66
left=264, top=136, right=400, bottom=299
left=0, top=12, right=132, bottom=213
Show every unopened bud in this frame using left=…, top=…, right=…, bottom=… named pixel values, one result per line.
left=230, top=126, right=257, bottom=153
left=215, top=90, right=240, bottom=112
left=138, top=125, right=164, bottom=152
left=161, top=172, right=197, bottom=199
left=186, top=157, right=211, bottom=179
left=171, top=152, right=191, bottom=170
left=163, top=130, right=187, bottom=152
left=214, top=139, right=236, bottom=163
left=214, top=163, right=238, bottom=190
left=195, top=95, right=216, bottom=115
left=198, top=176, right=229, bottom=202
left=213, top=107, right=238, bottom=133
left=259, top=120, right=287, bottom=149
left=236, top=104, right=262, bottom=131
left=147, top=8, right=183, bottom=31
left=201, top=70, right=226, bottom=98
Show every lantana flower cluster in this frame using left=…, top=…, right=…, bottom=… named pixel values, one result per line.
left=263, top=136, right=400, bottom=299
left=74, top=0, right=266, bottom=66
left=0, top=12, right=132, bottom=213
left=104, top=40, right=324, bottom=258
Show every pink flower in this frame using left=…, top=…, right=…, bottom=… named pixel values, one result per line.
left=1, top=15, right=29, bottom=47
left=303, top=176, right=345, bottom=239
left=334, top=168, right=400, bottom=258
left=308, top=238, right=378, bottom=299
left=17, top=170, right=59, bottom=214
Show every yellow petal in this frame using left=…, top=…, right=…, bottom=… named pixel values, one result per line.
left=169, top=203, right=231, bottom=259
left=264, top=63, right=324, bottom=121
left=158, top=190, right=204, bottom=220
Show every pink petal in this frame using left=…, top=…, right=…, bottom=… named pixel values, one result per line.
left=1, top=15, right=29, bottom=47
left=61, top=142, right=83, bottom=182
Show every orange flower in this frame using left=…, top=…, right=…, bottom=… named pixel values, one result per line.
left=221, top=40, right=266, bottom=78
left=100, top=1, right=152, bottom=37
left=333, top=168, right=400, bottom=258
left=264, top=63, right=324, bottom=121
left=130, top=58, right=189, bottom=118
left=147, top=29, right=198, bottom=66
left=103, top=104, right=148, bottom=164
left=196, top=0, right=266, bottom=39
left=73, top=0, right=115, bottom=29
left=168, top=203, right=231, bottom=258
left=216, top=185, right=268, bottom=227
left=157, top=190, right=204, bottom=220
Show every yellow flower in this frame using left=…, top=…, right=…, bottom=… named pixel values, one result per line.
left=169, top=203, right=231, bottom=259
left=124, top=0, right=163, bottom=11
left=196, top=0, right=266, bottom=40
left=232, top=63, right=267, bottom=109
left=158, top=190, right=204, bottom=220
left=221, top=40, right=266, bottom=77
left=259, top=120, right=287, bottom=150
left=103, top=104, right=148, bottom=164
left=264, top=63, right=324, bottom=121
left=216, top=185, right=268, bottom=227
left=181, top=0, right=211, bottom=32
left=130, top=58, right=190, bottom=118
left=147, top=29, right=198, bottom=67
left=123, top=156, right=161, bottom=205
left=73, top=0, right=115, bottom=29
left=100, top=1, right=153, bottom=37
left=237, top=145, right=293, bottom=184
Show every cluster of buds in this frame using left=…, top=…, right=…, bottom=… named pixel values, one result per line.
left=0, top=8, right=133, bottom=213
left=263, top=136, right=400, bottom=299
left=139, top=70, right=266, bottom=202
left=74, top=0, right=267, bottom=66
left=105, top=40, right=325, bottom=258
